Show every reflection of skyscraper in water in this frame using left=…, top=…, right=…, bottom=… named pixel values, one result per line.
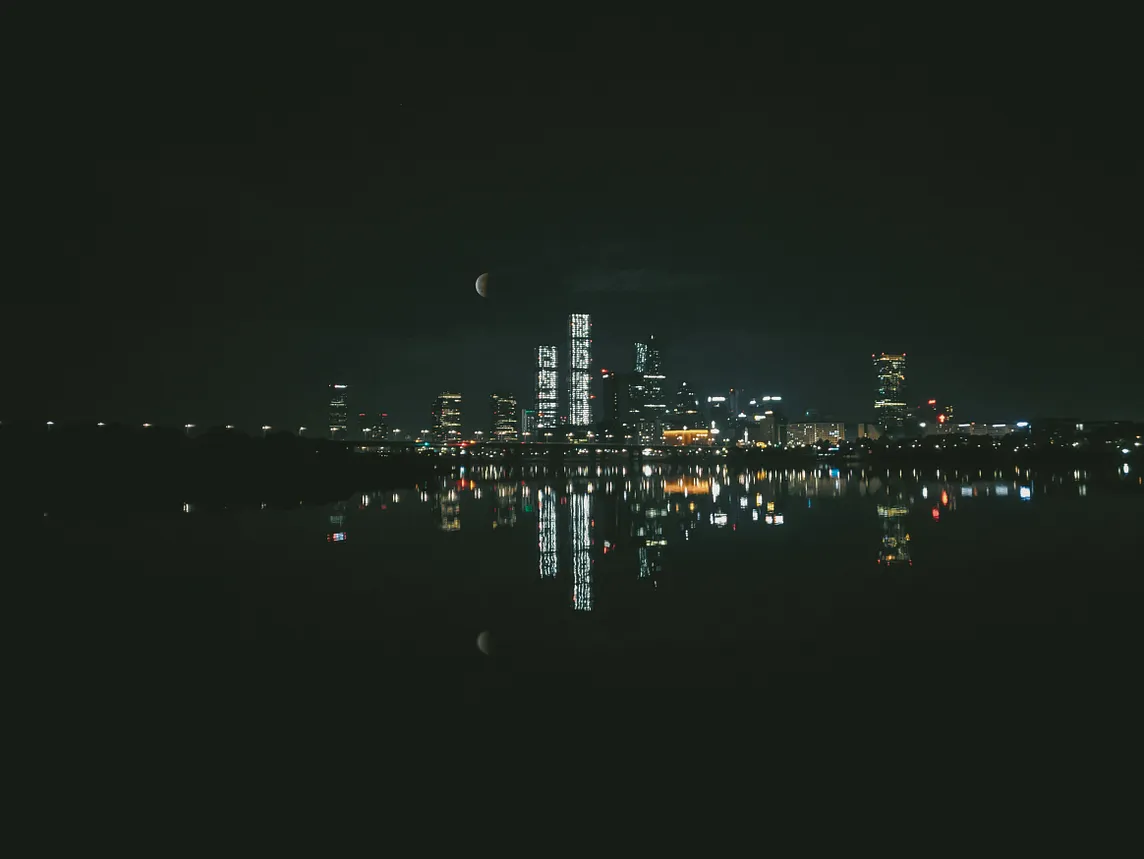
left=494, top=483, right=518, bottom=528
left=538, top=487, right=557, bottom=578
left=570, top=491, right=593, bottom=610
left=876, top=504, right=911, bottom=565
left=435, top=483, right=460, bottom=532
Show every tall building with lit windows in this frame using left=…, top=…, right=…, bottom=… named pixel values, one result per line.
left=431, top=392, right=462, bottom=444
left=535, top=346, right=559, bottom=434
left=641, top=335, right=667, bottom=430
left=568, top=313, right=592, bottom=429
left=873, top=352, right=908, bottom=432
left=490, top=392, right=518, bottom=440
left=328, top=384, right=349, bottom=439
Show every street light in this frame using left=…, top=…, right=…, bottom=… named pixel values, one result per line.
left=262, top=425, right=272, bottom=437
left=299, top=426, right=307, bottom=435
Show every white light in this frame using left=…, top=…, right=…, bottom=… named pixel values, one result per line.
left=1124, top=464, right=1131, bottom=475
left=334, top=384, right=348, bottom=389
left=1122, top=448, right=1131, bottom=455
left=46, top=421, right=54, bottom=426
left=96, top=422, right=105, bottom=427
left=1016, top=421, right=1029, bottom=428
left=919, top=422, right=926, bottom=428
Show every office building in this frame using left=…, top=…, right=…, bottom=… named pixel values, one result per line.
left=787, top=421, right=846, bottom=446
left=640, top=334, right=667, bottom=427
left=490, top=392, right=518, bottom=441
left=600, top=369, right=633, bottom=438
left=431, top=392, right=462, bottom=445
left=328, top=384, right=349, bottom=439
left=357, top=412, right=390, bottom=441
left=745, top=411, right=783, bottom=446
left=672, top=381, right=701, bottom=429
left=873, top=352, right=908, bottom=432
left=535, top=345, right=559, bottom=433
left=916, top=399, right=955, bottom=435
left=568, top=313, right=592, bottom=429
left=521, top=408, right=537, bottom=440
left=707, top=394, right=730, bottom=439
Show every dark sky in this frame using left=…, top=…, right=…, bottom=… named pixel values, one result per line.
left=7, top=12, right=1142, bottom=432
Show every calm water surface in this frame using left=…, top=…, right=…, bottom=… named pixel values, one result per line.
left=35, top=461, right=1144, bottom=703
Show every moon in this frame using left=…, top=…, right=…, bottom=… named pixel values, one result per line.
left=476, top=630, right=492, bottom=655
left=475, top=272, right=489, bottom=298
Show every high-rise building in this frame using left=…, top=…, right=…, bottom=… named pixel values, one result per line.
left=786, top=421, right=846, bottom=446
left=535, top=345, right=559, bottom=434
left=520, top=408, right=537, bottom=440
left=641, top=335, right=667, bottom=430
left=568, top=314, right=592, bottom=429
left=600, top=369, right=632, bottom=438
left=490, top=392, right=518, bottom=441
left=431, top=392, right=462, bottom=444
left=671, top=381, right=700, bottom=429
left=707, top=394, right=730, bottom=439
left=634, top=341, right=650, bottom=375
left=328, top=384, right=349, bottom=439
left=873, top=353, right=908, bottom=432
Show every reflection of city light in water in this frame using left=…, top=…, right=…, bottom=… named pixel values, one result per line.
left=571, top=492, right=592, bottom=610
left=538, top=488, right=557, bottom=578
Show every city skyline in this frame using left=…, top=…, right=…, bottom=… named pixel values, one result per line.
left=7, top=17, right=1141, bottom=432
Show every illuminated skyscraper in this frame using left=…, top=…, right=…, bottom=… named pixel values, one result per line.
left=670, top=380, right=700, bottom=429
left=431, top=392, right=462, bottom=444
left=568, top=314, right=592, bottom=429
left=521, top=408, right=537, bottom=440
left=535, top=345, right=559, bottom=434
left=641, top=335, right=667, bottom=430
left=490, top=392, right=518, bottom=440
left=328, top=384, right=349, bottom=439
left=874, top=353, right=908, bottom=432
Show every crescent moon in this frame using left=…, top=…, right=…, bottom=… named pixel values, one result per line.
left=475, top=272, right=489, bottom=298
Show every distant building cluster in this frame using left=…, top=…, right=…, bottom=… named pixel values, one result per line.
left=319, top=327, right=1057, bottom=451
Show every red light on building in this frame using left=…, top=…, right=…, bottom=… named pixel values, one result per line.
left=938, top=414, right=947, bottom=423
left=927, top=399, right=937, bottom=405
left=931, top=507, right=940, bottom=521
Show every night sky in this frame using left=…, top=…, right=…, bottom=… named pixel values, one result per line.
left=8, top=12, right=1142, bottom=432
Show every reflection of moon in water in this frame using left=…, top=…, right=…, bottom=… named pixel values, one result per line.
left=475, top=273, right=489, bottom=298
left=476, top=630, right=492, bottom=655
